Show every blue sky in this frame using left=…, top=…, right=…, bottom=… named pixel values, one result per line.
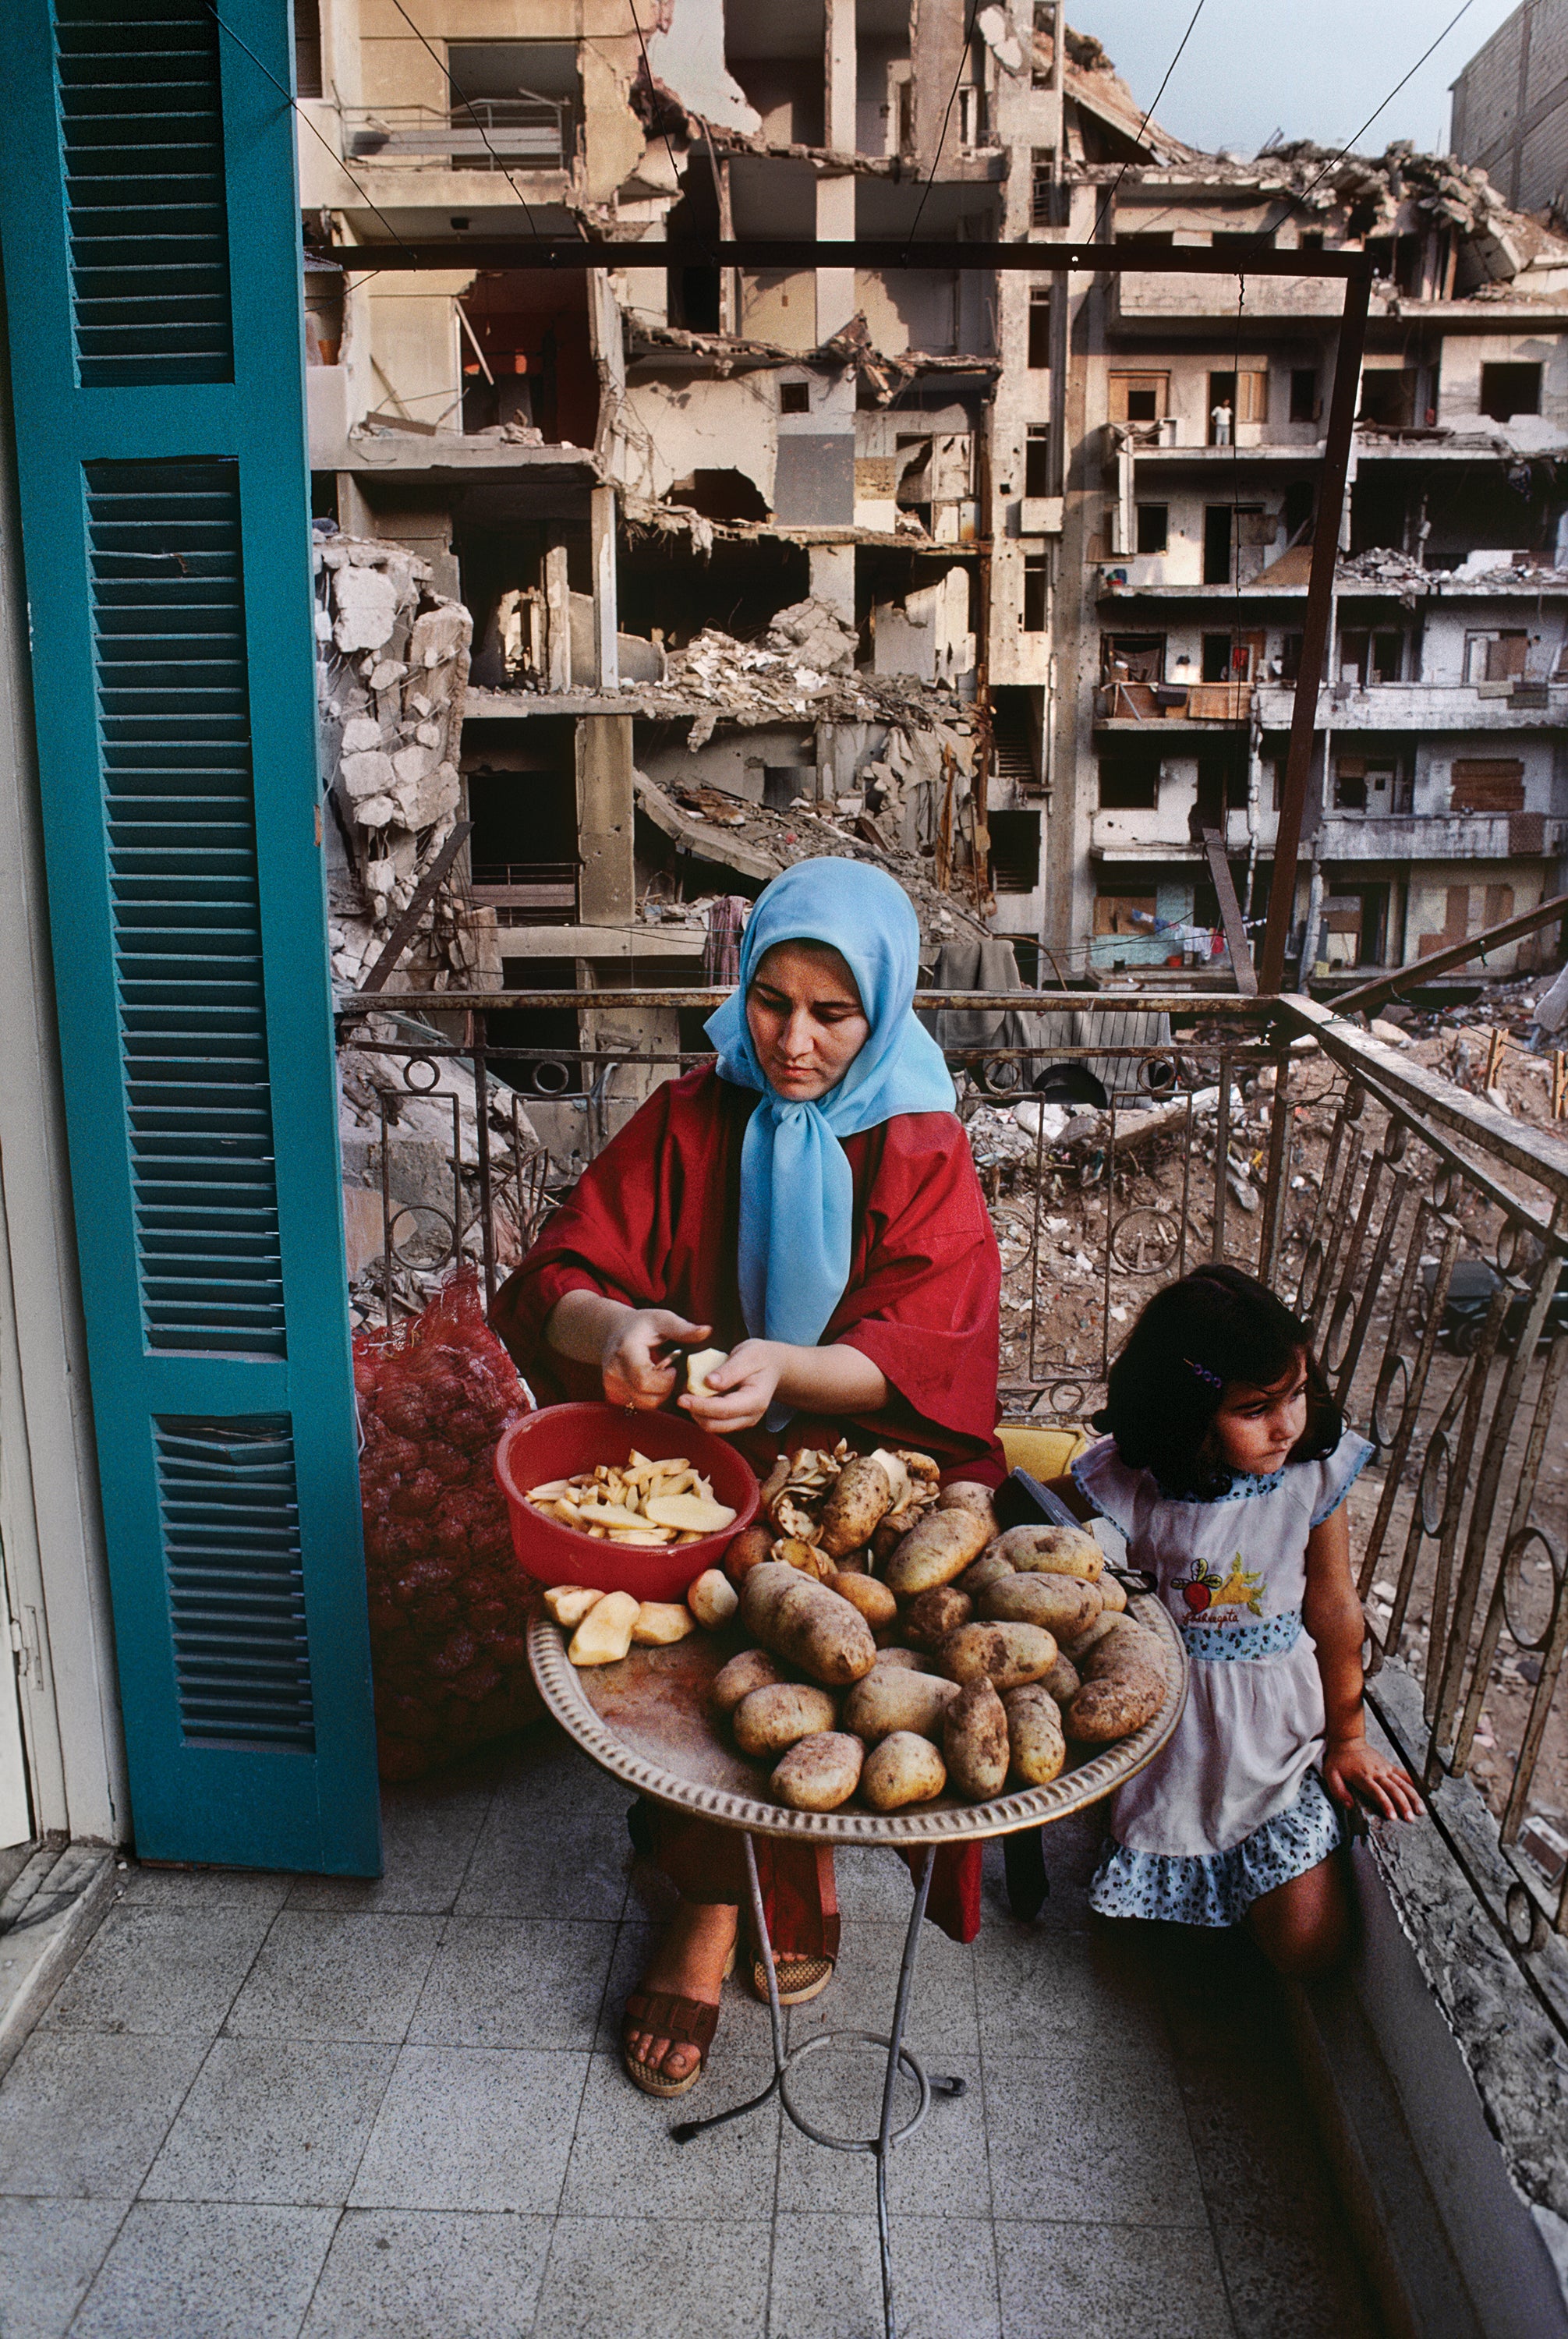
left=1072, top=0, right=1524, bottom=162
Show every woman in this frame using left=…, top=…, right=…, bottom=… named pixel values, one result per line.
left=494, top=858, right=1003, bottom=2096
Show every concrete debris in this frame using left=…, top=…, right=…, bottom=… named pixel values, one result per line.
left=1336, top=546, right=1568, bottom=603
left=765, top=599, right=858, bottom=674
left=640, top=613, right=973, bottom=745
left=625, top=310, right=999, bottom=407
left=315, top=534, right=473, bottom=982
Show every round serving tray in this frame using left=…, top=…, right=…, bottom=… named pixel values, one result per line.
left=526, top=1593, right=1188, bottom=1846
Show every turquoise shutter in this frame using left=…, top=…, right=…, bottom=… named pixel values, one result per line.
left=0, top=0, right=380, bottom=1872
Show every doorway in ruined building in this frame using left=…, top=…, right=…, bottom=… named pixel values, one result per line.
left=458, top=271, right=597, bottom=444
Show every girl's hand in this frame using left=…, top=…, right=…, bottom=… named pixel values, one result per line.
left=601, top=1310, right=712, bottom=1411
left=1322, top=1734, right=1423, bottom=1823
left=680, top=1339, right=783, bottom=1435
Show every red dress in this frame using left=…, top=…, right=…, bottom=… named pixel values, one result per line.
left=493, top=1067, right=1005, bottom=1949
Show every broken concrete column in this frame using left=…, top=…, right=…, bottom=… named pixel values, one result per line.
left=544, top=536, right=572, bottom=693
left=577, top=716, right=635, bottom=923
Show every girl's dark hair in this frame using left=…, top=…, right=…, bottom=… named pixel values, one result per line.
left=1094, top=1263, right=1341, bottom=1495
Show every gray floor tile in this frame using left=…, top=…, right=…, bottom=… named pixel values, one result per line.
left=776, top=2048, right=989, bottom=2217
left=1176, top=2059, right=1343, bottom=2238
left=115, top=1865, right=293, bottom=1912
left=994, top=2218, right=1235, bottom=2339
left=225, top=1913, right=444, bottom=2044
left=532, top=2216, right=770, bottom=2339
left=349, top=2045, right=587, bottom=2213
left=788, top=1920, right=980, bottom=2061
left=287, top=1783, right=492, bottom=1915
left=141, top=2040, right=398, bottom=2207
left=70, top=2200, right=337, bottom=2339
left=455, top=1803, right=632, bottom=1922
left=770, top=2213, right=1001, bottom=2339
left=0, top=2197, right=127, bottom=2339
left=300, top=2207, right=552, bottom=2339
left=972, top=1923, right=1167, bottom=2056
left=483, top=1723, right=633, bottom=1818
left=0, top=2035, right=206, bottom=2199
left=834, top=1845, right=929, bottom=1923
left=1216, top=2213, right=1382, bottom=2339
left=39, top=1906, right=271, bottom=2040
left=982, top=2046, right=1204, bottom=2227
left=408, top=1917, right=617, bottom=2051
left=558, top=2046, right=780, bottom=2220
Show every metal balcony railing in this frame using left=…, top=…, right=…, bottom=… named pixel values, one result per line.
left=335, top=986, right=1568, bottom=2024
left=342, top=97, right=572, bottom=170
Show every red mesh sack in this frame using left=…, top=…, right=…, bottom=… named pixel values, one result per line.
left=354, top=1270, right=541, bottom=1779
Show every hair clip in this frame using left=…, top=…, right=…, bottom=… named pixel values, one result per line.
left=1183, top=1357, right=1223, bottom=1390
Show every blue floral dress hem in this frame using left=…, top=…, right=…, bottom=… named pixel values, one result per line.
left=1087, top=1767, right=1343, bottom=1927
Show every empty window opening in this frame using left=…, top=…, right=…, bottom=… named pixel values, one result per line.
left=1209, top=368, right=1267, bottom=439
left=1290, top=367, right=1318, bottom=424
left=295, top=0, right=323, bottom=97
left=1359, top=369, right=1418, bottom=430
left=1110, top=370, right=1168, bottom=425
left=1024, top=426, right=1052, bottom=497
left=1135, top=503, right=1169, bottom=554
left=1028, top=292, right=1051, bottom=369
left=988, top=810, right=1042, bottom=893
left=666, top=468, right=770, bottom=523
left=444, top=41, right=579, bottom=167
left=779, top=380, right=810, bottom=414
left=1022, top=556, right=1047, bottom=632
left=1101, top=634, right=1164, bottom=685
left=1479, top=363, right=1541, bottom=421
left=1097, top=751, right=1161, bottom=809
left=1202, top=505, right=1232, bottom=585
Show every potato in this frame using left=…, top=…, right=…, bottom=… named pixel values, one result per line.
left=776, top=1537, right=834, bottom=1583
left=632, top=1601, right=697, bottom=1646
left=687, top=1569, right=738, bottom=1630
left=1098, top=1572, right=1128, bottom=1615
left=1064, top=1619, right=1168, bottom=1745
left=738, top=1562, right=878, bottom=1687
left=884, top=1506, right=993, bottom=1597
left=943, top=1677, right=1010, bottom=1800
left=711, top=1647, right=784, bottom=1715
left=724, top=1523, right=777, bottom=1585
left=870, top=1516, right=905, bottom=1563
left=841, top=1668, right=959, bottom=1745
left=988, top=1523, right=1103, bottom=1582
left=773, top=1731, right=864, bottom=1812
left=1063, top=1612, right=1121, bottom=1663
left=936, top=1481, right=1000, bottom=1534
left=865, top=1645, right=927, bottom=1672
left=733, top=1682, right=838, bottom=1758
left=1042, top=1652, right=1081, bottom=1705
left=903, top=1585, right=974, bottom=1651
left=957, top=1548, right=1015, bottom=1597
left=981, top=1572, right=1103, bottom=1640
left=939, top=1620, right=1057, bottom=1692
left=543, top=1584, right=603, bottom=1629
left=567, top=1589, right=640, bottom=1665
left=1005, top=1685, right=1067, bottom=1786
left=645, top=1492, right=738, bottom=1534
left=829, top=1570, right=897, bottom=1628
left=685, top=1346, right=729, bottom=1397
left=834, top=1548, right=870, bottom=1575
left=861, top=1730, right=947, bottom=1811
left=819, top=1456, right=895, bottom=1558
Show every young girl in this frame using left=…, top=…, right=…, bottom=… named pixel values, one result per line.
left=1055, top=1264, right=1421, bottom=1976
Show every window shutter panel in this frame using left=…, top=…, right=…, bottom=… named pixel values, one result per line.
left=0, top=0, right=380, bottom=1872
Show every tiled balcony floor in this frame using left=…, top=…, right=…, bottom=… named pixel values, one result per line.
left=0, top=1721, right=1384, bottom=2337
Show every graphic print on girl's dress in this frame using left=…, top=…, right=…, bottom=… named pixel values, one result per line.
left=1174, top=1552, right=1265, bottom=1621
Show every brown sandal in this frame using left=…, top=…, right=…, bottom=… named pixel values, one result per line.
left=621, top=1989, right=722, bottom=2099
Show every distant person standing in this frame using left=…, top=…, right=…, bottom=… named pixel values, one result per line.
left=1210, top=395, right=1234, bottom=445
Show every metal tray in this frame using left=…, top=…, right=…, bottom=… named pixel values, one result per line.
left=526, top=1594, right=1187, bottom=1846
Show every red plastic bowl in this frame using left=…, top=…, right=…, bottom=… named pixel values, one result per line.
left=494, top=1401, right=761, bottom=1603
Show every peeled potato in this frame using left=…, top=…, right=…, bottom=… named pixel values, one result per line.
left=543, top=1584, right=603, bottom=1629
left=829, top=1570, right=898, bottom=1628
left=645, top=1492, right=738, bottom=1534
left=687, top=1569, right=738, bottom=1630
left=568, top=1590, right=640, bottom=1665
left=632, top=1601, right=697, bottom=1646
left=685, top=1346, right=729, bottom=1396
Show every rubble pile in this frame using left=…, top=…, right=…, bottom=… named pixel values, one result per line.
left=623, top=310, right=1000, bottom=408
left=315, top=531, right=473, bottom=989
left=642, top=597, right=979, bottom=746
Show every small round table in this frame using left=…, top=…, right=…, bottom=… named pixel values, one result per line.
left=529, top=1600, right=1187, bottom=2339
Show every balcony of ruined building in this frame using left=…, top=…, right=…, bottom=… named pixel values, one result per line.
left=1256, top=679, right=1568, bottom=731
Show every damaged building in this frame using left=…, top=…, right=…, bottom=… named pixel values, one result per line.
left=301, top=2, right=1568, bottom=1011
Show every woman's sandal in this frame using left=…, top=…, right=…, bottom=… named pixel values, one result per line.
left=621, top=1944, right=737, bottom=2100
left=750, top=1952, right=834, bottom=2007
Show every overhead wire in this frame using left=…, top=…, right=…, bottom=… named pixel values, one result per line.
left=1087, top=0, right=1208, bottom=246
left=902, top=0, right=985, bottom=247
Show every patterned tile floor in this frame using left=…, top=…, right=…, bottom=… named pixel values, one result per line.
left=0, top=1722, right=1384, bottom=2338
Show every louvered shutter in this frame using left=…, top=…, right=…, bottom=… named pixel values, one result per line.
left=0, top=0, right=380, bottom=1872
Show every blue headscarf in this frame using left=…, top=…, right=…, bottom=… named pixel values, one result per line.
left=705, top=859, right=955, bottom=1363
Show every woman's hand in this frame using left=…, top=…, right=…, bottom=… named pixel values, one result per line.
left=601, top=1308, right=713, bottom=1411
left=1322, top=1733, right=1423, bottom=1823
left=680, top=1340, right=783, bottom=1435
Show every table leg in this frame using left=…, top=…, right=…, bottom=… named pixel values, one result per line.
left=669, top=1831, right=784, bottom=2142
left=876, top=1845, right=934, bottom=2339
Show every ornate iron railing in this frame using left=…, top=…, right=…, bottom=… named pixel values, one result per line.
left=335, top=985, right=1568, bottom=2013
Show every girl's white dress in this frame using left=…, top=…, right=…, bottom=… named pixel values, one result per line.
left=1071, top=1426, right=1372, bottom=1925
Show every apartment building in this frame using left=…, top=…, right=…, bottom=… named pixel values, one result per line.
left=297, top=6, right=1568, bottom=1014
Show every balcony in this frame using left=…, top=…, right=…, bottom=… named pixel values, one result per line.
left=341, top=98, right=572, bottom=171
left=1095, top=678, right=1254, bottom=727
left=1255, top=681, right=1568, bottom=731
left=1318, top=812, right=1568, bottom=861
left=1110, top=267, right=1351, bottom=327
